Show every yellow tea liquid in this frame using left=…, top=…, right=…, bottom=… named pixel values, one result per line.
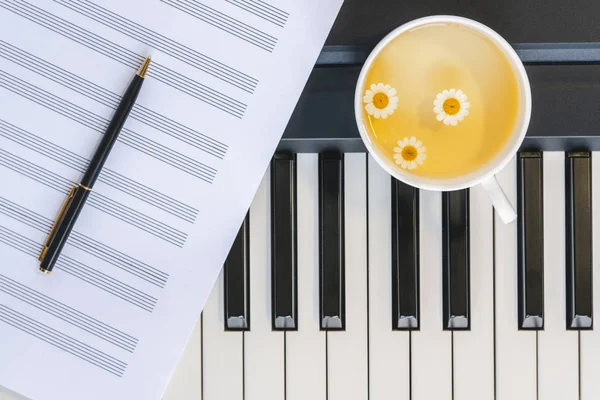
left=360, top=22, right=521, bottom=179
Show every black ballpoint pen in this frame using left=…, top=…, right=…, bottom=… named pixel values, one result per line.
left=38, top=56, right=152, bottom=274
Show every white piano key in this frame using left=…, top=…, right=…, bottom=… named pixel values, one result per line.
left=202, top=271, right=244, bottom=400
left=495, top=156, right=537, bottom=400
left=453, top=184, right=495, bottom=399
left=537, top=152, right=579, bottom=399
left=581, top=152, right=600, bottom=399
left=412, top=189, right=452, bottom=400
left=286, top=154, right=326, bottom=400
left=367, top=156, right=410, bottom=400
left=162, top=317, right=203, bottom=400
left=245, top=168, right=285, bottom=400
left=327, top=153, right=368, bottom=400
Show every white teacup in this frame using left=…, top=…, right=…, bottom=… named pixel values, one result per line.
left=354, top=15, right=532, bottom=224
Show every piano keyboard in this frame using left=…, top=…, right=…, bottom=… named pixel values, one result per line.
left=1, top=151, right=595, bottom=400
left=167, top=150, right=600, bottom=400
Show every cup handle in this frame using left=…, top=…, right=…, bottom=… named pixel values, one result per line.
left=480, top=175, right=517, bottom=224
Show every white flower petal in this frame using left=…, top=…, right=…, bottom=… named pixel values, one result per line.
left=393, top=147, right=403, bottom=153
left=376, top=83, right=385, bottom=92
left=402, top=138, right=410, bottom=146
left=387, top=87, right=397, bottom=96
left=415, top=140, right=422, bottom=148
left=363, top=90, right=374, bottom=103
left=389, top=96, right=399, bottom=105
left=401, top=160, right=409, bottom=169
left=380, top=111, right=388, bottom=119
left=416, top=154, right=426, bottom=164
left=395, top=158, right=402, bottom=165
left=408, top=161, right=417, bottom=170
left=393, top=152, right=402, bottom=158
left=373, top=109, right=382, bottom=118
left=409, top=136, right=416, bottom=145
left=418, top=146, right=426, bottom=153
left=370, top=84, right=378, bottom=92
left=396, top=139, right=405, bottom=147
left=434, top=89, right=471, bottom=125
left=365, top=103, right=376, bottom=115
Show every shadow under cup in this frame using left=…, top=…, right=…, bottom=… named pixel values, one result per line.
left=354, top=15, right=532, bottom=193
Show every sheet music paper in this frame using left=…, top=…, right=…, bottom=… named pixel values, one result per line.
left=0, top=0, right=343, bottom=399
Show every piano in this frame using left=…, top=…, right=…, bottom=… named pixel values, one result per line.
left=3, top=0, right=600, bottom=400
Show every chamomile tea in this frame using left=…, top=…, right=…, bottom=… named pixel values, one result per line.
left=359, top=21, right=521, bottom=179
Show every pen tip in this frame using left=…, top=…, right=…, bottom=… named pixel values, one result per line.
left=137, top=57, right=152, bottom=78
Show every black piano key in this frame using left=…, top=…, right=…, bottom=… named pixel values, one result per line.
left=224, top=213, right=250, bottom=331
left=566, top=152, right=593, bottom=330
left=391, top=178, right=419, bottom=330
left=442, top=189, right=470, bottom=330
left=319, top=152, right=345, bottom=330
left=517, top=152, right=544, bottom=330
left=270, top=153, right=298, bottom=330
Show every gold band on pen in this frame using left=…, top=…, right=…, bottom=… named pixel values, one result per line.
left=79, top=184, right=92, bottom=191
left=39, top=186, right=77, bottom=261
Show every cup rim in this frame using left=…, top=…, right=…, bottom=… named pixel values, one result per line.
left=354, top=15, right=532, bottom=191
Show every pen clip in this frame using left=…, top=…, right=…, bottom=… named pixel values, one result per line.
left=39, top=186, right=77, bottom=262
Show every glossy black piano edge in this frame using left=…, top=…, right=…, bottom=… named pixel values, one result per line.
left=281, top=50, right=600, bottom=153
left=316, top=43, right=600, bottom=66
left=277, top=137, right=600, bottom=155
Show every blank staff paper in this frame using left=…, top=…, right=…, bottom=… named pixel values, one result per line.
left=0, top=0, right=343, bottom=399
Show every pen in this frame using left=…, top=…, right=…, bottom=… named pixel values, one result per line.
left=38, top=56, right=152, bottom=274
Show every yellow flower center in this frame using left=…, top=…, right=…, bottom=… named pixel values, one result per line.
left=402, top=145, right=418, bottom=161
left=373, top=92, right=389, bottom=109
left=443, top=98, right=460, bottom=115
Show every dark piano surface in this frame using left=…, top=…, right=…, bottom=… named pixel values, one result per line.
left=326, top=0, right=600, bottom=45
left=279, top=1, right=600, bottom=153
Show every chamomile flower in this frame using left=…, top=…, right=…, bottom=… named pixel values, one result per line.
left=433, top=89, right=470, bottom=126
left=393, top=136, right=426, bottom=170
left=363, top=83, right=399, bottom=119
